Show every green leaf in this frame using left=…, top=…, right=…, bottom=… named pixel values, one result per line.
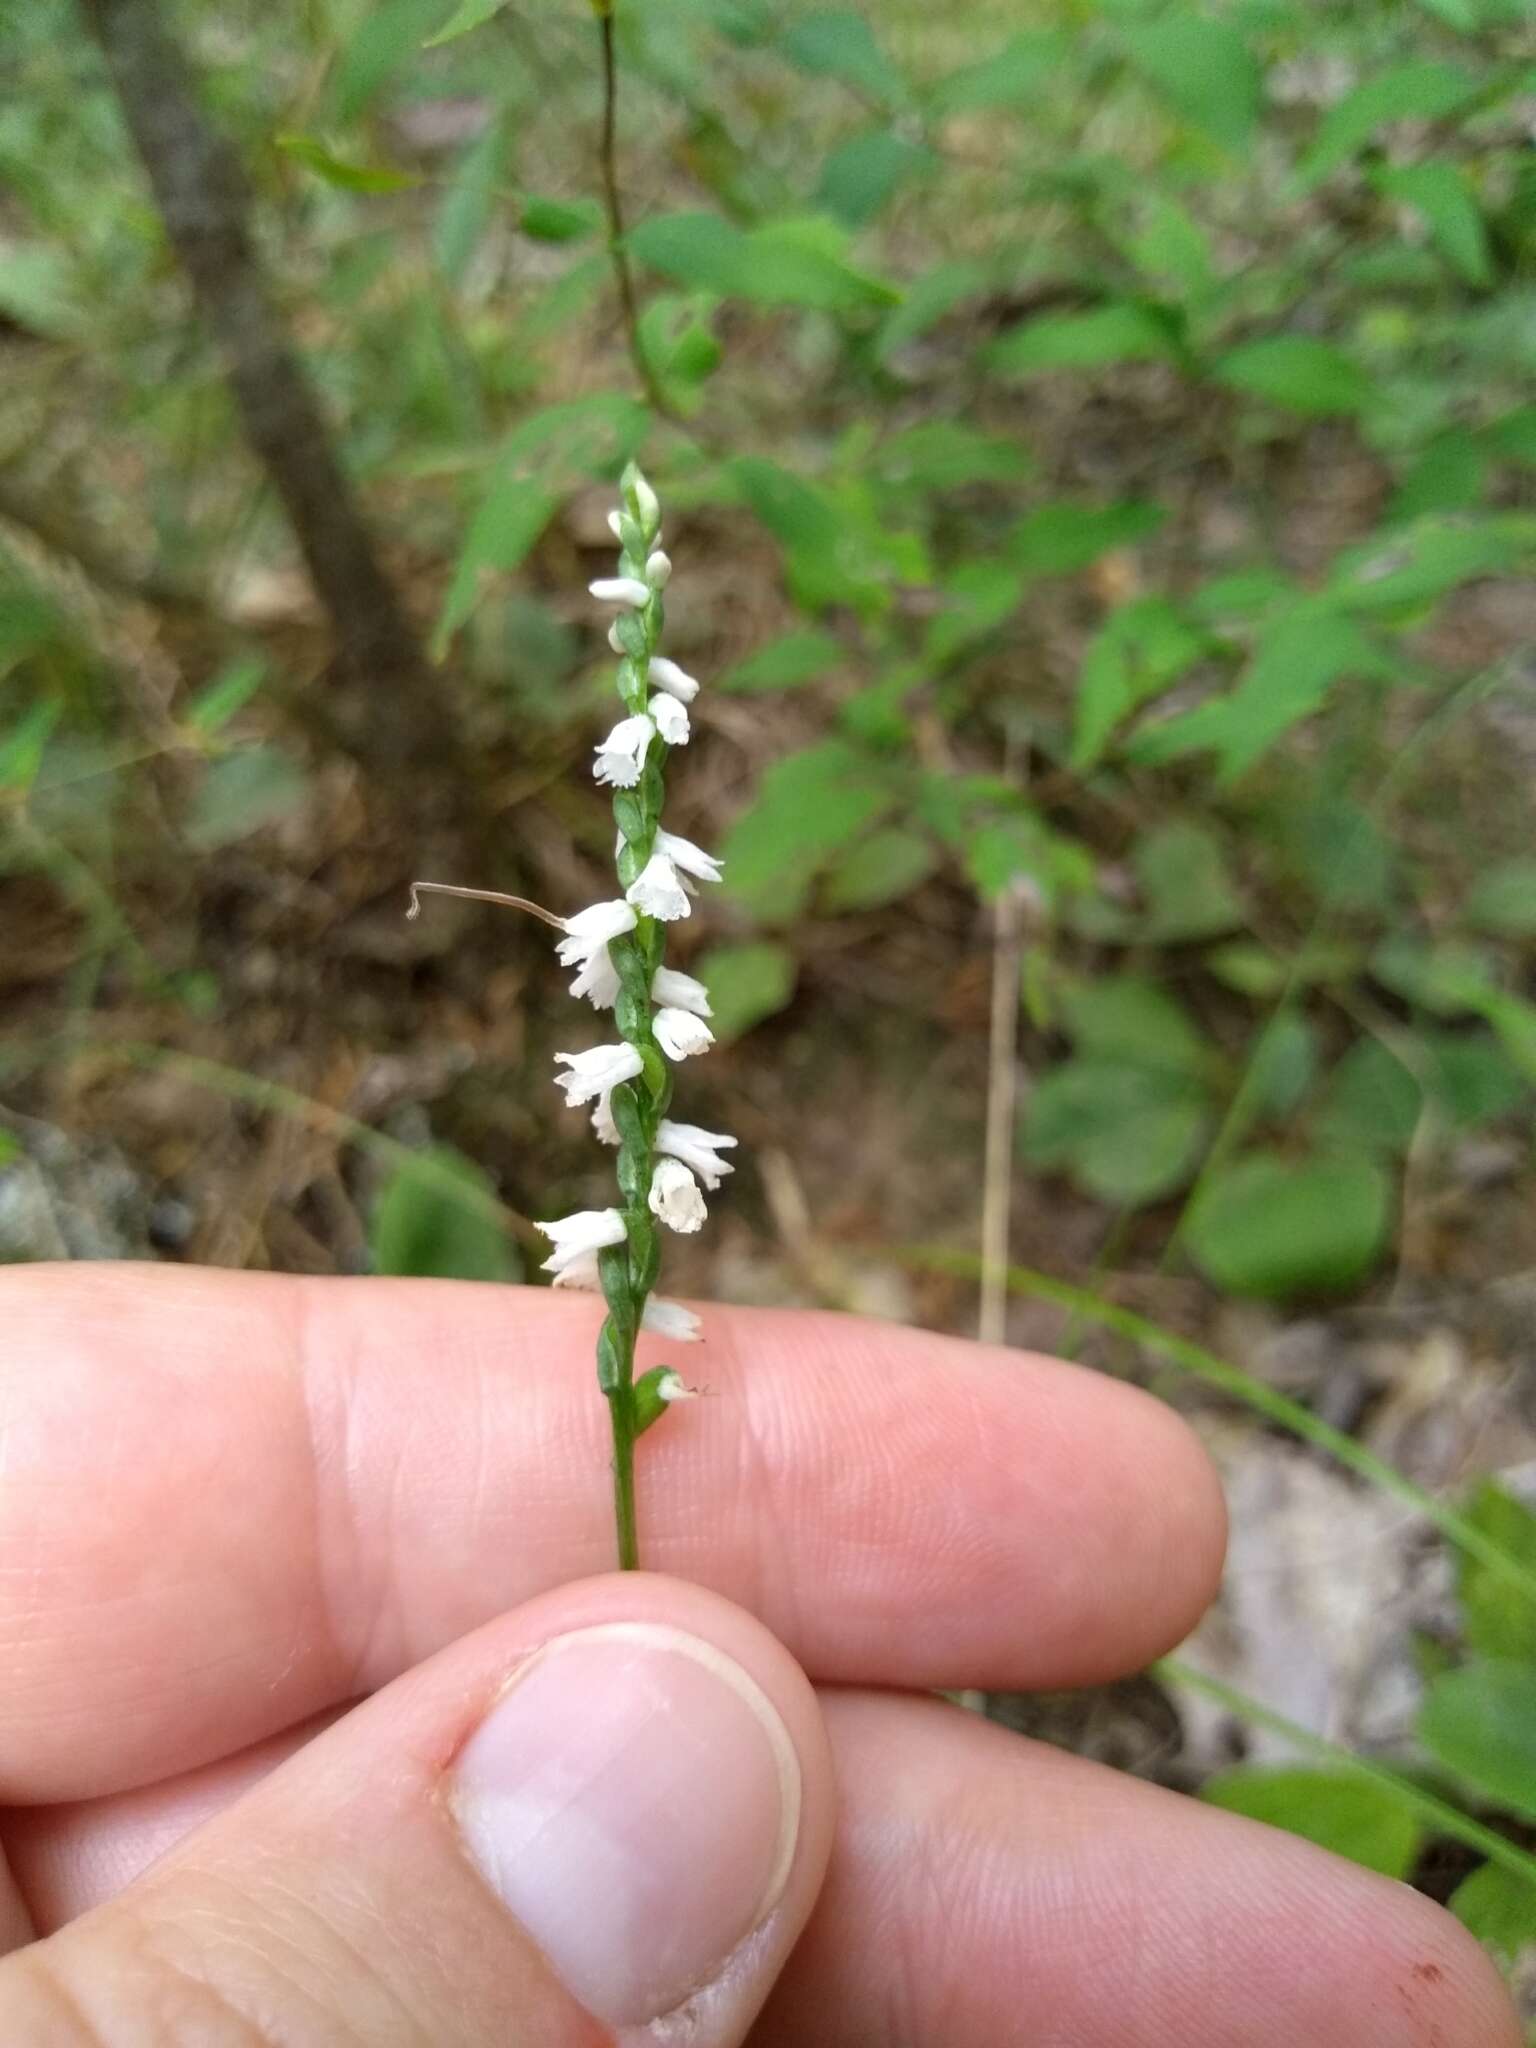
left=1450, top=1860, right=1536, bottom=1965
left=629, top=211, right=750, bottom=294
left=276, top=135, right=419, bottom=193
left=1465, top=860, right=1536, bottom=937
left=433, top=477, right=557, bottom=657
left=1420, top=1662, right=1536, bottom=1824
left=186, top=746, right=308, bottom=851
left=1390, top=431, right=1488, bottom=523
left=631, top=211, right=896, bottom=310
left=875, top=259, right=987, bottom=366
left=718, top=629, right=842, bottom=694
left=929, top=32, right=1067, bottom=116
left=1072, top=596, right=1206, bottom=769
left=1248, top=1014, right=1318, bottom=1120
left=521, top=196, right=603, bottom=243
left=434, top=118, right=505, bottom=283
left=1212, top=336, right=1373, bottom=417
left=782, top=9, right=908, bottom=107
left=1420, top=1029, right=1529, bottom=1130
left=1201, top=1768, right=1421, bottom=1879
left=1063, top=975, right=1210, bottom=1074
left=1299, top=63, right=1479, bottom=187
left=0, top=700, right=60, bottom=792
left=1122, top=17, right=1263, bottom=152
left=332, top=0, right=445, bottom=121
left=694, top=940, right=796, bottom=1043
left=923, top=563, right=1024, bottom=664
left=1314, top=1040, right=1422, bottom=1156
left=1460, top=1485, right=1536, bottom=1665
left=1186, top=1152, right=1392, bottom=1298
left=371, top=1146, right=519, bottom=1281
left=816, top=131, right=931, bottom=228
left=821, top=827, right=937, bottom=911
left=720, top=740, right=898, bottom=922
left=1023, top=1057, right=1210, bottom=1206
left=1008, top=500, right=1164, bottom=578
left=425, top=0, right=507, bottom=44
left=1135, top=822, right=1243, bottom=941
left=988, top=301, right=1178, bottom=375
left=874, top=421, right=1033, bottom=492
left=1375, top=161, right=1492, bottom=288
left=184, top=654, right=267, bottom=736
left=1333, top=516, right=1536, bottom=614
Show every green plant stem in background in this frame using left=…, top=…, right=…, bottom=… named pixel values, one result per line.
left=1159, top=1657, right=1536, bottom=1894
left=593, top=1, right=671, bottom=420
left=892, top=1246, right=1536, bottom=1613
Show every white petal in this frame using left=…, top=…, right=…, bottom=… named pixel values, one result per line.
left=593, top=713, right=655, bottom=789
left=537, top=1206, right=627, bottom=1276
left=558, top=899, right=637, bottom=951
left=645, top=549, right=672, bottom=589
left=551, top=1247, right=602, bottom=1290
left=568, top=945, right=621, bottom=1008
left=649, top=1157, right=707, bottom=1233
left=606, top=508, right=625, bottom=540
left=641, top=1298, right=702, bottom=1343
left=656, top=1118, right=737, bottom=1189
left=654, top=1007, right=714, bottom=1060
left=626, top=853, right=691, bottom=922
left=589, top=576, right=652, bottom=607
left=648, top=656, right=700, bottom=705
left=553, top=1041, right=644, bottom=1105
left=591, top=1092, right=621, bottom=1146
left=649, top=692, right=690, bottom=746
left=657, top=1370, right=701, bottom=1401
left=654, top=828, right=722, bottom=884
left=608, top=620, right=626, bottom=654
left=651, top=965, right=711, bottom=1018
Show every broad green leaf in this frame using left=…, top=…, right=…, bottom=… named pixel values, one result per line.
left=276, top=135, right=419, bottom=193
left=638, top=296, right=722, bottom=398
left=1420, top=1029, right=1529, bottom=1129
left=1213, top=336, right=1373, bottom=416
left=1375, top=161, right=1492, bottom=288
left=1465, top=860, right=1536, bottom=937
left=1331, top=516, right=1536, bottom=614
left=720, top=740, right=898, bottom=921
left=1282, top=796, right=1397, bottom=914
left=1420, top=1662, right=1536, bottom=1824
left=988, top=301, right=1178, bottom=375
left=1390, top=431, right=1488, bottom=523
left=1123, top=17, right=1263, bottom=152
left=0, top=246, right=83, bottom=340
left=875, top=421, right=1033, bottom=492
left=1247, top=1014, right=1318, bottom=1120
left=1201, top=1769, right=1421, bottom=1879
left=694, top=941, right=796, bottom=1042
left=435, top=118, right=505, bottom=282
left=629, top=212, right=749, bottom=294
left=1450, top=1860, right=1536, bottom=1965
left=821, top=827, right=937, bottom=911
left=1072, top=595, right=1206, bottom=769
left=816, top=132, right=931, bottom=228
left=186, top=746, right=308, bottom=851
left=1063, top=975, right=1210, bottom=1074
left=1135, top=821, right=1243, bottom=941
left=184, top=654, right=267, bottom=736
left=1123, top=193, right=1216, bottom=300
left=521, top=196, right=603, bottom=243
left=923, top=563, right=1023, bottom=664
left=963, top=812, right=1091, bottom=905
left=1485, top=407, right=1536, bottom=465
left=782, top=9, right=908, bottom=107
left=1299, top=63, right=1479, bottom=187
left=1023, top=1057, right=1210, bottom=1205
left=433, top=478, right=557, bottom=657
left=1314, top=1040, right=1422, bottom=1156
left=424, top=0, right=507, bottom=44
left=1205, top=941, right=1287, bottom=999
left=371, top=1146, right=519, bottom=1281
left=1459, top=1484, right=1536, bottom=1665
left=1186, top=1152, right=1392, bottom=1297
left=742, top=217, right=898, bottom=310
left=718, top=629, right=842, bottom=694
left=929, top=32, right=1067, bottom=116
left=1008, top=500, right=1164, bottom=578
left=332, top=0, right=445, bottom=121
left=875, top=259, right=988, bottom=366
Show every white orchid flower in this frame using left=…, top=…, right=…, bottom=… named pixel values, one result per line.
left=655, top=1120, right=737, bottom=1189
left=649, top=1157, right=707, bottom=1233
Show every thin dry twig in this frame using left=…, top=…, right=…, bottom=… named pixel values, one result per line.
left=978, top=878, right=1028, bottom=1346
left=406, top=881, right=566, bottom=929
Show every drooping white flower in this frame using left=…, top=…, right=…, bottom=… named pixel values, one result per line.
left=654, top=828, right=722, bottom=886
left=550, top=1246, right=601, bottom=1290
left=650, top=1157, right=707, bottom=1233
left=656, top=1119, right=737, bottom=1189
left=591, top=1092, right=621, bottom=1146
left=556, top=899, right=635, bottom=1008
left=594, top=714, right=654, bottom=789
left=568, top=946, right=621, bottom=1007
left=537, top=1206, right=628, bottom=1280
left=649, top=692, right=690, bottom=746
left=654, top=1007, right=714, bottom=1060
left=553, top=1041, right=644, bottom=1106
left=626, top=853, right=691, bottom=922
left=656, top=1369, right=700, bottom=1400
left=648, top=656, right=700, bottom=705
left=589, top=576, right=652, bottom=608
left=651, top=965, right=711, bottom=1017
left=645, top=549, right=672, bottom=589
left=642, top=1298, right=702, bottom=1343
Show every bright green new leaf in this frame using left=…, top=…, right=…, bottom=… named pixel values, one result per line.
left=1330, top=516, right=1536, bottom=615
left=1008, top=500, right=1164, bottom=579
left=929, top=32, right=1067, bottom=116
left=521, top=196, right=603, bottom=244
left=1135, top=821, right=1243, bottom=941
left=1450, top=1860, right=1536, bottom=1965
left=782, top=9, right=908, bottom=107
left=1122, top=16, right=1263, bottom=152
left=821, top=828, right=938, bottom=912
left=694, top=941, right=797, bottom=1043
left=1464, top=860, right=1536, bottom=937
left=1185, top=1152, right=1392, bottom=1297
left=1299, top=62, right=1478, bottom=187
left=371, top=1146, right=519, bottom=1281
left=718, top=630, right=842, bottom=694
left=988, top=301, right=1178, bottom=376
left=1202, top=1768, right=1421, bottom=1878
left=184, top=655, right=267, bottom=737
left=186, top=745, right=308, bottom=852
left=1213, top=336, right=1373, bottom=416
left=424, top=0, right=507, bottom=45
left=276, top=135, right=419, bottom=193
left=0, top=700, right=60, bottom=792
left=1459, top=1485, right=1536, bottom=1665
left=1420, top=1662, right=1536, bottom=1825
left=1071, top=595, right=1206, bottom=769
left=1375, top=161, right=1492, bottom=288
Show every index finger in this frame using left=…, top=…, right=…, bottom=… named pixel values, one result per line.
left=0, top=1263, right=1224, bottom=1801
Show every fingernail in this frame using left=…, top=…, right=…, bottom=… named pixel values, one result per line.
left=451, top=1621, right=801, bottom=2028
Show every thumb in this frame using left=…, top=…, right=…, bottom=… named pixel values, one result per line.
left=1, top=1573, right=834, bottom=2046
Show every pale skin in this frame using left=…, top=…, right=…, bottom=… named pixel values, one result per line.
left=0, top=1262, right=1519, bottom=2046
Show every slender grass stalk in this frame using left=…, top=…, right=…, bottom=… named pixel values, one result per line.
left=591, top=1, right=673, bottom=421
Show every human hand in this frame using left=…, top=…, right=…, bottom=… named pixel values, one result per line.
left=0, top=1263, right=1516, bottom=2045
